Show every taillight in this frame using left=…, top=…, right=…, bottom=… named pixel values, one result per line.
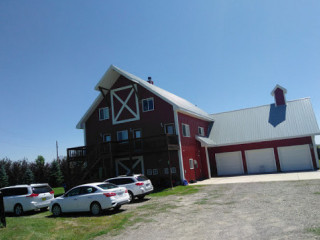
left=50, top=191, right=54, bottom=195
left=135, top=182, right=144, bottom=186
left=27, top=193, right=39, bottom=197
left=125, top=189, right=128, bottom=193
left=103, top=192, right=116, bottom=197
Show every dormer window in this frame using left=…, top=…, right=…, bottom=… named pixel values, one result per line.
left=198, top=127, right=205, bottom=136
left=99, top=107, right=109, bottom=120
left=142, top=98, right=154, bottom=112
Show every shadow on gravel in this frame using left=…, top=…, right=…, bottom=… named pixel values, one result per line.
left=130, top=198, right=151, bottom=205
left=46, top=209, right=127, bottom=218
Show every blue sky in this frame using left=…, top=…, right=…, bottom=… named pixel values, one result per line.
left=1, top=1, right=319, bottom=163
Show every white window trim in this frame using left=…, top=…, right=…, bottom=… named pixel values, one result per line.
left=182, top=123, right=190, bottom=137
left=164, top=123, right=175, bottom=134
left=189, top=159, right=194, bottom=169
left=142, top=97, right=154, bottom=112
left=103, top=133, right=111, bottom=142
left=117, top=130, right=129, bottom=142
left=133, top=129, right=142, bottom=139
left=198, top=127, right=204, bottom=136
left=99, top=107, right=109, bottom=121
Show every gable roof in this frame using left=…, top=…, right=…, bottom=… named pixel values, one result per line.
left=76, top=65, right=213, bottom=129
left=203, top=98, right=320, bottom=147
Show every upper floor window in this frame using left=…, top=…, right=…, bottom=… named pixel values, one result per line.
left=142, top=98, right=154, bottom=112
left=103, top=134, right=111, bottom=143
left=99, top=107, right=109, bottom=120
left=165, top=124, right=175, bottom=134
left=117, top=130, right=128, bottom=142
left=198, top=127, right=205, bottom=136
left=182, top=124, right=190, bottom=137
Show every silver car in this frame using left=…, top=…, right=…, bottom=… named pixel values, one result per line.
left=105, top=174, right=154, bottom=203
left=49, top=182, right=130, bottom=216
left=0, top=184, right=54, bottom=216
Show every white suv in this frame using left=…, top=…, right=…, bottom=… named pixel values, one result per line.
left=105, top=175, right=153, bottom=203
left=0, top=184, right=54, bottom=216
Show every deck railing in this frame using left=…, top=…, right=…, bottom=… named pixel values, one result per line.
left=67, top=134, right=179, bottom=161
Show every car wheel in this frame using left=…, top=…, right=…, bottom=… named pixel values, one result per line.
left=137, top=195, right=145, bottom=200
left=52, top=204, right=62, bottom=217
left=14, top=204, right=23, bottom=216
left=90, top=202, right=101, bottom=216
left=128, top=191, right=134, bottom=203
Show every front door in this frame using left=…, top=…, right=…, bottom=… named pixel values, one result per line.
left=115, top=156, right=144, bottom=175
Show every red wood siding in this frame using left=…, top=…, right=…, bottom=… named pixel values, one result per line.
left=178, top=112, right=211, bottom=182
left=274, top=88, right=286, bottom=106
left=208, top=136, right=317, bottom=175
left=85, top=76, right=175, bottom=145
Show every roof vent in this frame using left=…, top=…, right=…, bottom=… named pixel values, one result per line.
left=271, top=84, right=287, bottom=106
left=147, top=77, right=154, bottom=85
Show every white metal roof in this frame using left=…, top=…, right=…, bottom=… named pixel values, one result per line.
left=77, top=65, right=213, bottom=129
left=203, top=98, right=320, bottom=147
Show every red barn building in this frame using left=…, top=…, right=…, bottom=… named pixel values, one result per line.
left=67, top=66, right=320, bottom=186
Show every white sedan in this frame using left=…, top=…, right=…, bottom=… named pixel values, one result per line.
left=49, top=182, right=130, bottom=216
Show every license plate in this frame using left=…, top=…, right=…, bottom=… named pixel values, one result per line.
left=118, top=191, right=123, bottom=195
left=42, top=197, right=46, bottom=201
left=146, top=184, right=150, bottom=187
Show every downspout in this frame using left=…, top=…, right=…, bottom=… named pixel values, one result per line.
left=173, top=108, right=185, bottom=183
left=205, top=146, right=211, bottom=178
left=83, top=124, right=87, bottom=146
left=312, top=135, right=319, bottom=169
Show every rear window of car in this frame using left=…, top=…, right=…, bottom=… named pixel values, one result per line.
left=32, top=185, right=52, bottom=194
left=136, top=175, right=149, bottom=181
left=98, top=183, right=118, bottom=190
left=1, top=187, right=28, bottom=196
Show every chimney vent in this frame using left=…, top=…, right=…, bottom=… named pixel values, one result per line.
left=147, top=76, right=154, bottom=85
left=271, top=84, right=287, bottom=106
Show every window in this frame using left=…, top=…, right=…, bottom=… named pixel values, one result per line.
left=80, top=187, right=97, bottom=195
left=165, top=124, right=175, bottom=134
left=147, top=169, right=152, bottom=175
left=182, top=124, right=190, bottom=137
left=198, top=127, right=205, bottom=136
left=99, top=107, right=109, bottom=120
left=103, top=134, right=111, bottom=142
left=164, top=168, right=169, bottom=174
left=133, top=129, right=141, bottom=139
left=153, top=169, right=158, bottom=175
left=117, top=130, right=128, bottom=142
left=142, top=98, right=154, bottom=112
left=189, top=159, right=194, bottom=169
left=171, top=167, right=176, bottom=174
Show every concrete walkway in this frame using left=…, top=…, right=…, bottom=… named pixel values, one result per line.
left=193, top=170, right=320, bottom=185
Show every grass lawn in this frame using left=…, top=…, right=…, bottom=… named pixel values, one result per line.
left=0, top=185, right=201, bottom=240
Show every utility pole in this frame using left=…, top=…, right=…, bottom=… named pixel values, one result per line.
left=56, top=141, right=59, bottom=163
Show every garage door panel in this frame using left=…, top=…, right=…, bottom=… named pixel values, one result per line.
left=245, top=148, right=277, bottom=174
left=216, top=151, right=244, bottom=176
left=278, top=145, right=313, bottom=172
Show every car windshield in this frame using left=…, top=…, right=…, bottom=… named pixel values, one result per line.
left=32, top=185, right=53, bottom=194
left=98, top=183, right=118, bottom=190
left=136, top=175, right=148, bottom=181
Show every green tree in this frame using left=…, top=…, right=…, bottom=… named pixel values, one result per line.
left=0, top=165, right=9, bottom=188
left=34, top=155, right=45, bottom=182
left=49, top=160, right=64, bottom=187
left=22, top=167, right=34, bottom=184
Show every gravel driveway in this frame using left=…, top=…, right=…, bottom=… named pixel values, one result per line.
left=96, top=180, right=320, bottom=240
